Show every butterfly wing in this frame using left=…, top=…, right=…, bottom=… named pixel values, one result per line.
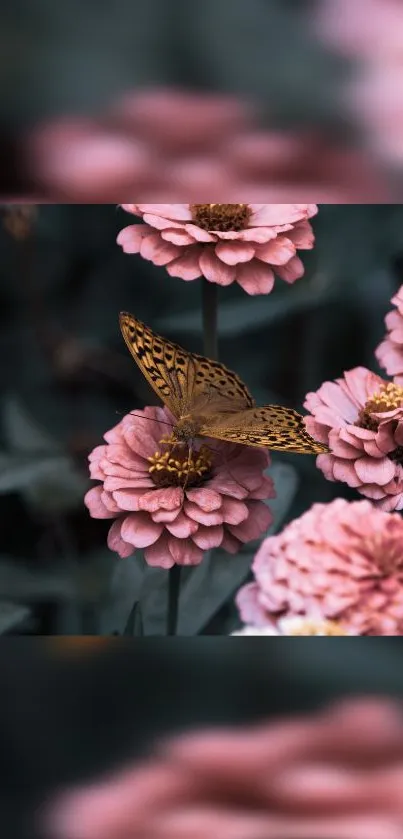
left=190, top=355, right=255, bottom=414
left=120, top=312, right=196, bottom=417
left=119, top=312, right=254, bottom=418
left=200, top=405, right=329, bottom=454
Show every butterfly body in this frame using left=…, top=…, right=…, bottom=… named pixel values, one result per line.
left=119, top=312, right=329, bottom=456
left=172, top=415, right=202, bottom=443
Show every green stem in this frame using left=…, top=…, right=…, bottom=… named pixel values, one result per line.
left=167, top=565, right=182, bottom=636
left=202, top=279, right=219, bottom=360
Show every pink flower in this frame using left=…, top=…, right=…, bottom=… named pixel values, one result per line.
left=376, top=287, right=403, bottom=384
left=45, top=699, right=403, bottom=839
left=316, top=0, right=403, bottom=170
left=236, top=498, right=403, bottom=636
left=225, top=133, right=392, bottom=203
left=317, top=0, right=403, bottom=59
left=84, top=406, right=274, bottom=568
left=117, top=204, right=318, bottom=296
left=112, top=88, right=251, bottom=155
left=304, top=366, right=403, bottom=511
left=232, top=617, right=353, bottom=636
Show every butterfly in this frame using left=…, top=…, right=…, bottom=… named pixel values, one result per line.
left=119, top=312, right=329, bottom=455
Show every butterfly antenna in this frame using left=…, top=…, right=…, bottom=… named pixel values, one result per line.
left=114, top=410, right=174, bottom=429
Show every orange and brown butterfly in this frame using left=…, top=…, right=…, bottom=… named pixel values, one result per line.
left=119, top=312, right=329, bottom=455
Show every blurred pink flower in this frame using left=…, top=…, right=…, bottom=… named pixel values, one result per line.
left=304, top=366, right=403, bottom=511
left=317, top=0, right=403, bottom=60
left=11, top=86, right=393, bottom=202
left=225, top=133, right=392, bottom=203
left=45, top=698, right=403, bottom=839
left=317, top=0, right=403, bottom=170
left=84, top=406, right=274, bottom=568
left=117, top=204, right=318, bottom=295
left=236, top=498, right=403, bottom=636
left=376, top=287, right=403, bottom=384
left=112, top=88, right=252, bottom=155
left=349, top=64, right=403, bottom=169
left=25, top=118, right=156, bottom=202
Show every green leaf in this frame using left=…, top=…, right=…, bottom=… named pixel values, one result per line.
left=122, top=601, right=144, bottom=636
left=99, top=554, right=146, bottom=635
left=23, top=458, right=89, bottom=514
left=0, top=453, right=64, bottom=492
left=2, top=395, right=59, bottom=453
left=0, top=602, right=34, bottom=634
left=156, top=281, right=334, bottom=339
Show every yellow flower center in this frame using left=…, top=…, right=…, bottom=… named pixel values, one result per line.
left=148, top=443, right=213, bottom=488
left=289, top=620, right=349, bottom=636
left=191, top=203, right=251, bottom=232
left=357, top=382, right=403, bottom=432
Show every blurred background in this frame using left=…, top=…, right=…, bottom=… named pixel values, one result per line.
left=1, top=203, right=403, bottom=636
left=2, top=639, right=403, bottom=839
left=0, top=0, right=402, bottom=200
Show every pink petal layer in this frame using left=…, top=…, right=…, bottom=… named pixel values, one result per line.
left=121, top=512, right=163, bottom=548
left=236, top=261, right=275, bottom=295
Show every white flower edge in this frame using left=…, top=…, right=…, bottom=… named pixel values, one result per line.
left=232, top=617, right=354, bottom=636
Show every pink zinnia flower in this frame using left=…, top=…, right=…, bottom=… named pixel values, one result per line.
left=317, top=0, right=403, bottom=60
left=376, top=287, right=403, bottom=384
left=237, top=498, right=403, bottom=636
left=304, top=366, right=403, bottom=511
left=45, top=699, right=403, bottom=839
left=225, top=133, right=392, bottom=203
left=317, top=0, right=403, bottom=170
left=117, top=204, right=318, bottom=295
left=84, top=406, right=274, bottom=568
left=232, top=617, right=352, bottom=636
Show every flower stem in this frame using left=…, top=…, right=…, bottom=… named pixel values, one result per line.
left=167, top=565, right=182, bottom=636
left=202, top=279, right=219, bottom=360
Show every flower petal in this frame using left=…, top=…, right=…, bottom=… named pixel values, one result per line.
left=249, top=204, right=317, bottom=226
left=144, top=533, right=175, bottom=569
left=138, top=487, right=184, bottom=512
left=111, top=489, right=147, bottom=511
left=185, top=488, right=222, bottom=511
left=192, top=524, right=224, bottom=549
left=107, top=520, right=134, bottom=558
left=229, top=502, right=273, bottom=541
left=121, top=512, right=163, bottom=548
left=168, top=537, right=204, bottom=566
left=354, top=456, right=396, bottom=486
left=136, top=204, right=192, bottom=220
left=140, top=232, right=182, bottom=266
left=166, top=512, right=199, bottom=538
left=275, top=255, right=305, bottom=283
left=85, top=487, right=118, bottom=519
left=199, top=248, right=236, bottom=286
left=221, top=496, right=249, bottom=525
left=184, top=501, right=224, bottom=526
left=256, top=237, right=296, bottom=266
left=116, top=224, right=150, bottom=253
left=161, top=228, right=196, bottom=246
left=236, top=260, right=275, bottom=295
left=166, top=246, right=204, bottom=280
left=215, top=240, right=256, bottom=266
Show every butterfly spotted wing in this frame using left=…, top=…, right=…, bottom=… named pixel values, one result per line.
left=199, top=405, right=329, bottom=455
left=119, top=312, right=255, bottom=419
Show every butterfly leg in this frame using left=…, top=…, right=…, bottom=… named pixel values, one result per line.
left=159, top=433, right=178, bottom=447
left=159, top=433, right=190, bottom=486
left=181, top=441, right=195, bottom=492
